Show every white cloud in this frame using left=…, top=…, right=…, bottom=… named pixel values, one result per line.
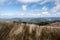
left=27, top=11, right=51, bottom=17
left=40, top=11, right=51, bottom=17
left=27, top=5, right=50, bottom=17
left=39, top=0, right=60, bottom=13
left=51, top=5, right=60, bottom=12
left=42, top=12, right=50, bottom=15
left=51, top=0, right=60, bottom=12
left=42, top=6, right=48, bottom=11
left=17, top=0, right=41, bottom=3
left=29, top=13, right=40, bottom=17
left=0, top=13, right=25, bottom=18
left=27, top=11, right=52, bottom=17
left=0, top=0, right=60, bottom=18
left=22, top=5, right=27, bottom=11
left=40, top=11, right=60, bottom=17
left=20, top=13, right=25, bottom=16
left=39, top=0, right=54, bottom=5
left=54, top=13, right=60, bottom=17
left=40, top=0, right=49, bottom=5
left=17, top=0, right=54, bottom=4
left=0, top=0, right=14, bottom=5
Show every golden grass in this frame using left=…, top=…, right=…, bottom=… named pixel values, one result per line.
left=0, top=22, right=60, bottom=40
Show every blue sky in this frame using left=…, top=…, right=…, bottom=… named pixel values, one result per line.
left=0, top=0, right=60, bottom=18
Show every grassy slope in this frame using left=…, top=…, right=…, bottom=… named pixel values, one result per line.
left=0, top=22, right=60, bottom=40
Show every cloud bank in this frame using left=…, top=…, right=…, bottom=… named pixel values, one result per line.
left=0, top=0, right=60, bottom=18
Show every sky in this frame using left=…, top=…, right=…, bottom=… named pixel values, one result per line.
left=0, top=0, right=60, bottom=18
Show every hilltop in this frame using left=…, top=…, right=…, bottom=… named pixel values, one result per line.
left=0, top=22, right=60, bottom=40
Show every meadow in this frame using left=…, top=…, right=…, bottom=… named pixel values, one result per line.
left=0, top=22, right=60, bottom=40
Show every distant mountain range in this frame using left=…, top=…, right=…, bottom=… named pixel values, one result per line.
left=0, top=17, right=60, bottom=24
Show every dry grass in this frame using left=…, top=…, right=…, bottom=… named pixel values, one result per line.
left=0, top=22, right=60, bottom=40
